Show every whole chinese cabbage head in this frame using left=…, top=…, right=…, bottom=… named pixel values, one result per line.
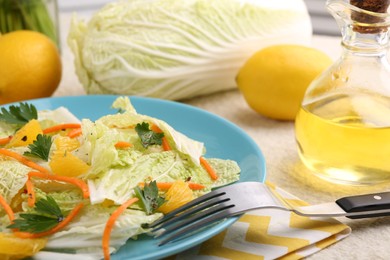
left=68, top=0, right=312, bottom=100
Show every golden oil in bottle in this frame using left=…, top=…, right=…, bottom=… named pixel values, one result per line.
left=295, top=90, right=390, bottom=185
left=296, top=0, right=390, bottom=185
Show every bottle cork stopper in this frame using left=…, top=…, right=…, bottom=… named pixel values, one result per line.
left=350, top=0, right=390, bottom=33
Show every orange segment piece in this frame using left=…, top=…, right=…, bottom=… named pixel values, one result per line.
left=0, top=232, right=47, bottom=260
left=54, top=136, right=80, bottom=152
left=49, top=150, right=90, bottom=177
left=158, top=180, right=194, bottom=214
left=6, top=119, right=42, bottom=148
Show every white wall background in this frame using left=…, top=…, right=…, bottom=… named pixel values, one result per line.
left=58, top=0, right=110, bottom=11
left=305, top=0, right=339, bottom=36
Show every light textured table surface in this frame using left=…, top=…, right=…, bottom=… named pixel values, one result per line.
left=55, top=12, right=390, bottom=260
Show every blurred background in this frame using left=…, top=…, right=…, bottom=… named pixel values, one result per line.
left=58, top=0, right=340, bottom=36
left=304, top=0, right=339, bottom=35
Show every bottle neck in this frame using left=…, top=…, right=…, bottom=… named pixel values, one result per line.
left=341, top=25, right=390, bottom=55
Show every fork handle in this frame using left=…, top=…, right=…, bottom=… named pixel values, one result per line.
left=336, top=192, right=390, bottom=219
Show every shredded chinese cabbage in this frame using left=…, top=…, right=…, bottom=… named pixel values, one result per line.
left=68, top=0, right=312, bottom=100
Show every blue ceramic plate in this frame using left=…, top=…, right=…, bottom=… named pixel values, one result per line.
left=5, top=95, right=266, bottom=259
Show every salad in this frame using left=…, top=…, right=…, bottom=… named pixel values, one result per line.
left=0, top=97, right=240, bottom=260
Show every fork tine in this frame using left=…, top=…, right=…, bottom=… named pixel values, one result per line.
left=152, top=196, right=231, bottom=232
left=158, top=208, right=236, bottom=246
left=147, top=189, right=226, bottom=228
left=153, top=201, right=234, bottom=237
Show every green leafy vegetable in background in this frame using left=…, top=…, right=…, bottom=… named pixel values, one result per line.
left=0, top=0, right=58, bottom=46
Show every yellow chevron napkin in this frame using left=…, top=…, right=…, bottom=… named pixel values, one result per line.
left=170, top=183, right=351, bottom=260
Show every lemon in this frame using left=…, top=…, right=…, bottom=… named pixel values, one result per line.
left=0, top=30, right=62, bottom=105
left=236, top=44, right=332, bottom=120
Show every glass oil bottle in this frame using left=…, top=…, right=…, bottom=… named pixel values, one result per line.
left=295, top=0, right=390, bottom=185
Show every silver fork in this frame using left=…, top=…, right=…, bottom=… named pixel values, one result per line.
left=149, top=181, right=390, bottom=246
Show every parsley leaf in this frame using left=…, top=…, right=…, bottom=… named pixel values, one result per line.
left=0, top=103, right=38, bottom=126
left=23, top=134, right=53, bottom=161
left=135, top=122, right=164, bottom=148
left=35, top=195, right=63, bottom=217
left=8, top=196, right=64, bottom=233
left=9, top=214, right=59, bottom=233
left=135, top=181, right=165, bottom=215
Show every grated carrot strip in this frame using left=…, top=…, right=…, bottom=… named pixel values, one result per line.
left=102, top=198, right=139, bottom=260
left=200, top=157, right=218, bottom=180
left=0, top=148, right=50, bottom=174
left=43, top=123, right=81, bottom=134
left=67, top=128, right=82, bottom=138
left=150, top=125, right=171, bottom=151
left=0, top=194, right=15, bottom=222
left=114, top=141, right=133, bottom=149
left=25, top=179, right=36, bottom=207
left=138, top=181, right=206, bottom=191
left=0, top=136, right=12, bottom=145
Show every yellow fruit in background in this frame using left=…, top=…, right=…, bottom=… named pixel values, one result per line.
left=158, top=180, right=194, bottom=214
left=236, top=44, right=332, bottom=120
left=0, top=30, right=62, bottom=105
left=6, top=119, right=42, bottom=148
